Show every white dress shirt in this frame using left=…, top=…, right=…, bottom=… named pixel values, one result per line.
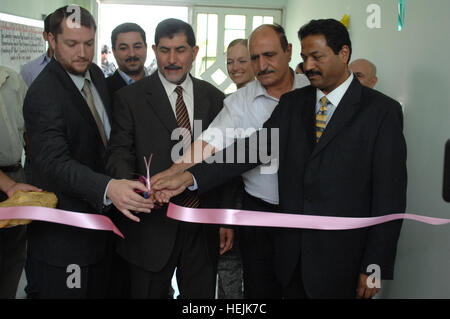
left=158, top=71, right=194, bottom=128
left=67, top=71, right=111, bottom=140
left=198, top=72, right=310, bottom=205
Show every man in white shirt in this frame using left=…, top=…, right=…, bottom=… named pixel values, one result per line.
left=151, top=24, right=310, bottom=298
left=0, top=66, right=42, bottom=299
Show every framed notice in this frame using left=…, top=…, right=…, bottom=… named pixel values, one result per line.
left=0, top=12, right=45, bottom=73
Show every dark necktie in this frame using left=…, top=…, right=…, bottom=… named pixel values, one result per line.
left=174, top=86, right=199, bottom=208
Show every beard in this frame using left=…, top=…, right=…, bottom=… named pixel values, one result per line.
left=56, top=53, right=91, bottom=76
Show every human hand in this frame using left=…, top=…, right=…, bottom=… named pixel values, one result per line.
left=219, top=227, right=234, bottom=255
left=356, top=273, right=381, bottom=299
left=5, top=182, right=42, bottom=198
left=152, top=171, right=194, bottom=204
left=107, top=179, right=154, bottom=222
left=150, top=163, right=187, bottom=187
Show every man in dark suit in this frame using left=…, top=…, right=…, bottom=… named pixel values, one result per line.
left=106, top=23, right=149, bottom=98
left=23, top=6, right=153, bottom=299
left=106, top=18, right=231, bottom=299
left=152, top=19, right=407, bottom=299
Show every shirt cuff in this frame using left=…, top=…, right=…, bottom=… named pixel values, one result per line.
left=104, top=180, right=113, bottom=206
left=188, top=174, right=199, bottom=191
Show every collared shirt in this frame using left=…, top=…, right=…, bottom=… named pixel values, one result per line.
left=118, top=68, right=150, bottom=85
left=199, top=72, right=310, bottom=205
left=0, top=67, right=27, bottom=166
left=67, top=71, right=111, bottom=140
left=315, top=72, right=354, bottom=125
left=158, top=71, right=195, bottom=128
left=20, top=52, right=51, bottom=87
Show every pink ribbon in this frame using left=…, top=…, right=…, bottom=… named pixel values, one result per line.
left=0, top=206, right=124, bottom=238
left=166, top=203, right=450, bottom=230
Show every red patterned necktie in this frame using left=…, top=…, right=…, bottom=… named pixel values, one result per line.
left=174, top=86, right=199, bottom=208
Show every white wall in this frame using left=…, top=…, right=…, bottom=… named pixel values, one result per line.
left=285, top=0, right=450, bottom=298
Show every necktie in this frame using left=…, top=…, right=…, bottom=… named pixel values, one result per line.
left=82, top=79, right=107, bottom=147
left=174, top=86, right=199, bottom=208
left=316, top=96, right=328, bottom=143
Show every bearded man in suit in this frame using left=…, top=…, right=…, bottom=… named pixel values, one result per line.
left=23, top=5, right=153, bottom=299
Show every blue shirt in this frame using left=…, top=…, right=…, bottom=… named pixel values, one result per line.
left=20, top=53, right=51, bottom=87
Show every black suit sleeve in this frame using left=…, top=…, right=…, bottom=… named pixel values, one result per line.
left=361, top=101, right=407, bottom=279
left=105, top=91, right=137, bottom=179
left=23, top=91, right=111, bottom=212
left=188, top=99, right=282, bottom=195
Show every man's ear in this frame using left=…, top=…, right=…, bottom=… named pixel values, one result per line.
left=48, top=32, right=57, bottom=51
left=286, top=43, right=292, bottom=62
left=192, top=45, right=199, bottom=61
left=339, top=45, right=350, bottom=64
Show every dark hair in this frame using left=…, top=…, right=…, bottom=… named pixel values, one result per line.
left=43, top=14, right=51, bottom=33
left=297, top=62, right=304, bottom=72
left=49, top=5, right=97, bottom=40
left=298, top=19, right=352, bottom=63
left=111, top=22, right=147, bottom=49
left=154, top=18, right=195, bottom=47
left=252, top=24, right=289, bottom=52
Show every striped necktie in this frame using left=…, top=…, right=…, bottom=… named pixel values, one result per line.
left=316, top=96, right=328, bottom=143
left=174, top=86, right=199, bottom=208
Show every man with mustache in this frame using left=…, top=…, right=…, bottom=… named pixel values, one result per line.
left=23, top=6, right=154, bottom=298
left=105, top=18, right=229, bottom=298
left=106, top=23, right=150, bottom=99
left=150, top=24, right=310, bottom=298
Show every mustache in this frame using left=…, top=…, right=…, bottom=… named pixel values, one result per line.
left=257, top=69, right=275, bottom=76
left=125, top=56, right=140, bottom=63
left=305, top=70, right=322, bottom=77
left=164, top=64, right=182, bottom=70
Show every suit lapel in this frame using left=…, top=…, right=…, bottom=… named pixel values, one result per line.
left=50, top=59, right=100, bottom=133
left=90, top=66, right=112, bottom=122
left=301, top=86, right=317, bottom=152
left=144, top=73, right=178, bottom=134
left=309, top=77, right=362, bottom=160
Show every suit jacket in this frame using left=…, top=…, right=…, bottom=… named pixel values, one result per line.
left=23, top=58, right=113, bottom=267
left=106, top=70, right=127, bottom=99
left=106, top=71, right=225, bottom=272
left=189, top=77, right=407, bottom=298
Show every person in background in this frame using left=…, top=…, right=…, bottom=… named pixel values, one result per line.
left=226, top=39, right=255, bottom=90
left=0, top=65, right=41, bottom=299
left=349, top=58, right=378, bottom=88
left=106, top=23, right=148, bottom=97
left=101, top=45, right=116, bottom=77
left=216, top=38, right=256, bottom=299
left=20, top=14, right=53, bottom=87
